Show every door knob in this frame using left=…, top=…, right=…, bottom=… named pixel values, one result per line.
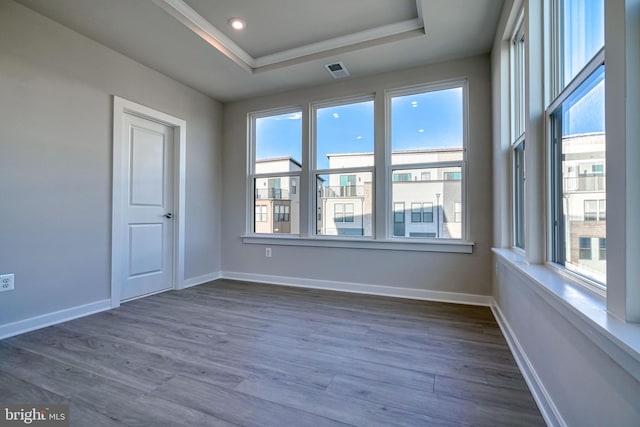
left=163, top=213, right=173, bottom=219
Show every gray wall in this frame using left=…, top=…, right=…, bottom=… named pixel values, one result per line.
left=494, top=259, right=640, bottom=425
left=222, top=56, right=493, bottom=295
left=0, top=1, right=223, bottom=324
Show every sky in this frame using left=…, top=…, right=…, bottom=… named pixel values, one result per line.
left=255, top=87, right=463, bottom=171
left=562, top=65, right=605, bottom=136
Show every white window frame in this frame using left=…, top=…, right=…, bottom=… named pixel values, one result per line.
left=311, top=94, right=375, bottom=239
left=511, top=15, right=526, bottom=251
left=247, top=106, right=302, bottom=236
left=385, top=79, right=469, bottom=241
left=547, top=0, right=606, bottom=291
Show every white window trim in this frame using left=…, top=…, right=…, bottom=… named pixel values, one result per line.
left=546, top=52, right=606, bottom=292
left=247, top=105, right=303, bottom=236
left=311, top=94, right=376, bottom=239
left=245, top=81, right=476, bottom=253
left=546, top=0, right=606, bottom=290
left=385, top=78, right=469, bottom=242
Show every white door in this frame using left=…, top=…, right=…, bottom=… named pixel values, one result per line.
left=120, top=113, right=174, bottom=301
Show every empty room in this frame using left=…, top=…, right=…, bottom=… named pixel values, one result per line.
left=1, top=0, right=638, bottom=425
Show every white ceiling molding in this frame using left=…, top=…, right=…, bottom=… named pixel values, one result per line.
left=153, top=0, right=428, bottom=73
left=152, top=0, right=254, bottom=72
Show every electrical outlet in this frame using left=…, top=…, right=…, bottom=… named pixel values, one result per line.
left=0, top=274, right=14, bottom=292
left=265, top=248, right=272, bottom=258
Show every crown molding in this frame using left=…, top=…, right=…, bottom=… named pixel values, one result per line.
left=153, top=0, right=427, bottom=73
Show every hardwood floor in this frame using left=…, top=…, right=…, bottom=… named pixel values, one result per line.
left=0, top=280, right=545, bottom=426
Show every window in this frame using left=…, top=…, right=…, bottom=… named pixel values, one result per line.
left=556, top=0, right=604, bottom=92
left=511, top=18, right=526, bottom=250
left=274, top=204, right=290, bottom=222
left=389, top=82, right=466, bottom=239
left=251, top=108, right=302, bottom=235
left=454, top=202, right=462, bottom=223
left=409, top=202, right=435, bottom=223
left=599, top=238, right=606, bottom=260
left=513, top=142, right=526, bottom=248
left=334, top=203, right=354, bottom=223
left=443, top=172, right=461, bottom=181
left=255, top=205, right=267, bottom=222
left=411, top=203, right=422, bottom=222
left=584, top=199, right=605, bottom=221
left=394, top=173, right=412, bottom=182
left=248, top=80, right=469, bottom=247
left=579, top=237, right=592, bottom=260
left=550, top=0, right=605, bottom=285
left=422, top=202, right=434, bottom=222
left=314, top=97, right=374, bottom=237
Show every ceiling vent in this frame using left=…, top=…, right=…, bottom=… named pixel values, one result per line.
left=324, top=62, right=350, bottom=79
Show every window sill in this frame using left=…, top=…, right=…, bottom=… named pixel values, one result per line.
left=492, top=248, right=640, bottom=383
left=242, top=235, right=474, bottom=253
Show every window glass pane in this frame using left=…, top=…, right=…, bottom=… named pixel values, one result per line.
left=411, top=203, right=422, bottom=222
left=316, top=172, right=372, bottom=236
left=316, top=100, right=374, bottom=169
left=552, top=66, right=605, bottom=283
left=422, top=203, right=434, bottom=222
left=254, top=176, right=299, bottom=234
left=562, top=0, right=604, bottom=86
left=391, top=87, right=463, bottom=165
left=513, top=28, right=526, bottom=139
left=255, top=111, right=302, bottom=174
left=514, top=141, right=525, bottom=248
left=392, top=166, right=462, bottom=239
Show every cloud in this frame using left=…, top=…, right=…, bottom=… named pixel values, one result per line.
left=274, top=112, right=302, bottom=120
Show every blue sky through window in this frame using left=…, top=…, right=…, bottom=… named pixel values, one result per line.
left=316, top=100, right=374, bottom=169
left=391, top=87, right=463, bottom=155
left=255, top=111, right=302, bottom=163
left=255, top=87, right=464, bottom=169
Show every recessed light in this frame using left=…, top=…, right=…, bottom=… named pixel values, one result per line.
left=418, top=129, right=425, bottom=133
left=332, top=113, right=340, bottom=119
left=228, top=18, right=246, bottom=31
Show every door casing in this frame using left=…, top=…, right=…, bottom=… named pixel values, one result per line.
left=111, top=96, right=186, bottom=308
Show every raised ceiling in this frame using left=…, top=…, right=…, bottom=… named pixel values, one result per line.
left=15, top=0, right=504, bottom=102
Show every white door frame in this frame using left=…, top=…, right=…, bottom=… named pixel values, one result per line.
left=111, top=96, right=186, bottom=308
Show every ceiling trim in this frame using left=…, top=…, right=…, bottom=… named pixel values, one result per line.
left=153, top=0, right=427, bottom=73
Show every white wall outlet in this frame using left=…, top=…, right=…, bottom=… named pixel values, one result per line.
left=265, top=247, right=272, bottom=258
left=0, top=274, right=15, bottom=292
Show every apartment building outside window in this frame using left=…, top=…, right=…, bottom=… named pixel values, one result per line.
left=388, top=80, right=466, bottom=240
left=549, top=0, right=605, bottom=286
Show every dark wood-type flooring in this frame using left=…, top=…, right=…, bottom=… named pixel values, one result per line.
left=0, top=279, right=545, bottom=426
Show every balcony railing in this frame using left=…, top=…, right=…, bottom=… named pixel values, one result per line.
left=320, top=185, right=364, bottom=198
left=256, top=188, right=290, bottom=200
left=564, top=175, right=606, bottom=192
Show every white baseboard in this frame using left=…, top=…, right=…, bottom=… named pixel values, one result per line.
left=0, top=299, right=111, bottom=340
left=491, top=300, right=565, bottom=427
left=180, top=271, right=222, bottom=289
left=221, top=271, right=492, bottom=306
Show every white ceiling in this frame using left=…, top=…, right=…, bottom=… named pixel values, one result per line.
left=15, top=0, right=504, bottom=102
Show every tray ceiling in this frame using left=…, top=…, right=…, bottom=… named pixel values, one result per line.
left=15, top=0, right=504, bottom=101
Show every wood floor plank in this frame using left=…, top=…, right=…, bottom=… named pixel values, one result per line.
left=0, top=279, right=544, bottom=426
left=234, top=375, right=460, bottom=427
left=153, top=375, right=353, bottom=427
